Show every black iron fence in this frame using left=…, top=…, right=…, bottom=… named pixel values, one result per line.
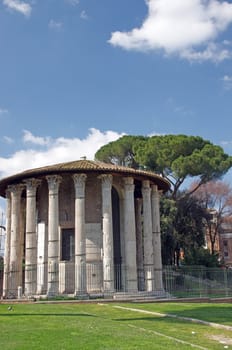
left=0, top=260, right=3, bottom=297
left=1, top=263, right=232, bottom=299
left=163, top=265, right=232, bottom=298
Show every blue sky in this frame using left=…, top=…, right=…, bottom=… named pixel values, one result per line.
left=1, top=0, right=232, bottom=180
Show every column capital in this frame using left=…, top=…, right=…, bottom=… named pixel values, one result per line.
left=151, top=184, right=163, bottom=197
left=5, top=188, right=11, bottom=199
left=24, top=178, right=41, bottom=193
left=73, top=173, right=87, bottom=186
left=99, top=174, right=113, bottom=189
left=142, top=180, right=150, bottom=188
left=142, top=180, right=151, bottom=196
left=73, top=173, right=87, bottom=198
left=8, top=184, right=24, bottom=197
left=123, top=177, right=134, bottom=192
left=46, top=175, right=62, bottom=192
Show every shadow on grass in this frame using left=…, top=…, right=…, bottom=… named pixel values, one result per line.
left=120, top=304, right=232, bottom=325
left=0, top=313, right=96, bottom=317
left=154, top=305, right=232, bottom=324
left=114, top=317, right=183, bottom=323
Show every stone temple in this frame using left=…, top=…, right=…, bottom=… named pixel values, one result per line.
left=0, top=159, right=170, bottom=299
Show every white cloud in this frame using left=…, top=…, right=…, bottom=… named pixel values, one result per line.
left=223, top=75, right=232, bottom=82
left=221, top=140, right=232, bottom=146
left=80, top=10, right=88, bottom=20
left=167, top=97, right=194, bottom=116
left=3, top=136, right=14, bottom=144
left=222, top=74, right=232, bottom=90
left=174, top=105, right=194, bottom=116
left=3, top=0, right=32, bottom=17
left=181, top=42, right=232, bottom=63
left=109, top=0, right=232, bottom=62
left=147, top=131, right=164, bottom=137
left=23, top=130, right=51, bottom=146
left=65, top=0, right=79, bottom=5
left=223, top=39, right=232, bottom=46
left=0, top=128, right=124, bottom=178
left=0, top=108, right=8, bottom=115
left=48, top=19, right=63, bottom=31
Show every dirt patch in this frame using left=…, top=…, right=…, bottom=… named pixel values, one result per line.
left=210, top=334, right=232, bottom=345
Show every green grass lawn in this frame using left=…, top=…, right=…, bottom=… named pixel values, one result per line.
left=1, top=301, right=232, bottom=349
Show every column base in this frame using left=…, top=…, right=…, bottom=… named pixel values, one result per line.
left=74, top=292, right=89, bottom=300
left=46, top=290, right=59, bottom=298
left=103, top=280, right=115, bottom=294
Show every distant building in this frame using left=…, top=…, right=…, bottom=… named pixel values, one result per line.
left=219, top=222, right=232, bottom=266
left=0, top=159, right=170, bottom=299
left=204, top=209, right=232, bottom=266
left=204, top=209, right=220, bottom=255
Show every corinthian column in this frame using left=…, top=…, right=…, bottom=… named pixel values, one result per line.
left=123, top=177, right=137, bottom=292
left=24, top=178, right=41, bottom=297
left=142, top=180, right=154, bottom=292
left=100, top=174, right=114, bottom=293
left=46, top=175, right=62, bottom=297
left=135, top=198, right=144, bottom=291
left=3, top=189, right=11, bottom=298
left=8, top=184, right=24, bottom=298
left=73, top=174, right=87, bottom=296
left=151, top=185, right=163, bottom=291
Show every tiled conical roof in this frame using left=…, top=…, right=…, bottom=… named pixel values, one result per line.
left=0, top=159, right=170, bottom=196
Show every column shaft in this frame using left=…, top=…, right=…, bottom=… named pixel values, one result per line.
left=3, top=190, right=11, bottom=298
left=8, top=185, right=23, bottom=298
left=47, top=175, right=62, bottom=297
left=24, top=179, right=40, bottom=297
left=135, top=198, right=144, bottom=291
left=100, top=174, right=114, bottom=293
left=73, top=174, right=87, bottom=296
left=37, top=222, right=46, bottom=294
left=19, top=198, right=25, bottom=295
left=123, top=177, right=137, bottom=292
left=151, top=185, right=163, bottom=291
left=142, top=180, right=154, bottom=292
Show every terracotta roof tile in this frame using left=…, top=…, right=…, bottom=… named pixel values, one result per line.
left=0, top=159, right=170, bottom=196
